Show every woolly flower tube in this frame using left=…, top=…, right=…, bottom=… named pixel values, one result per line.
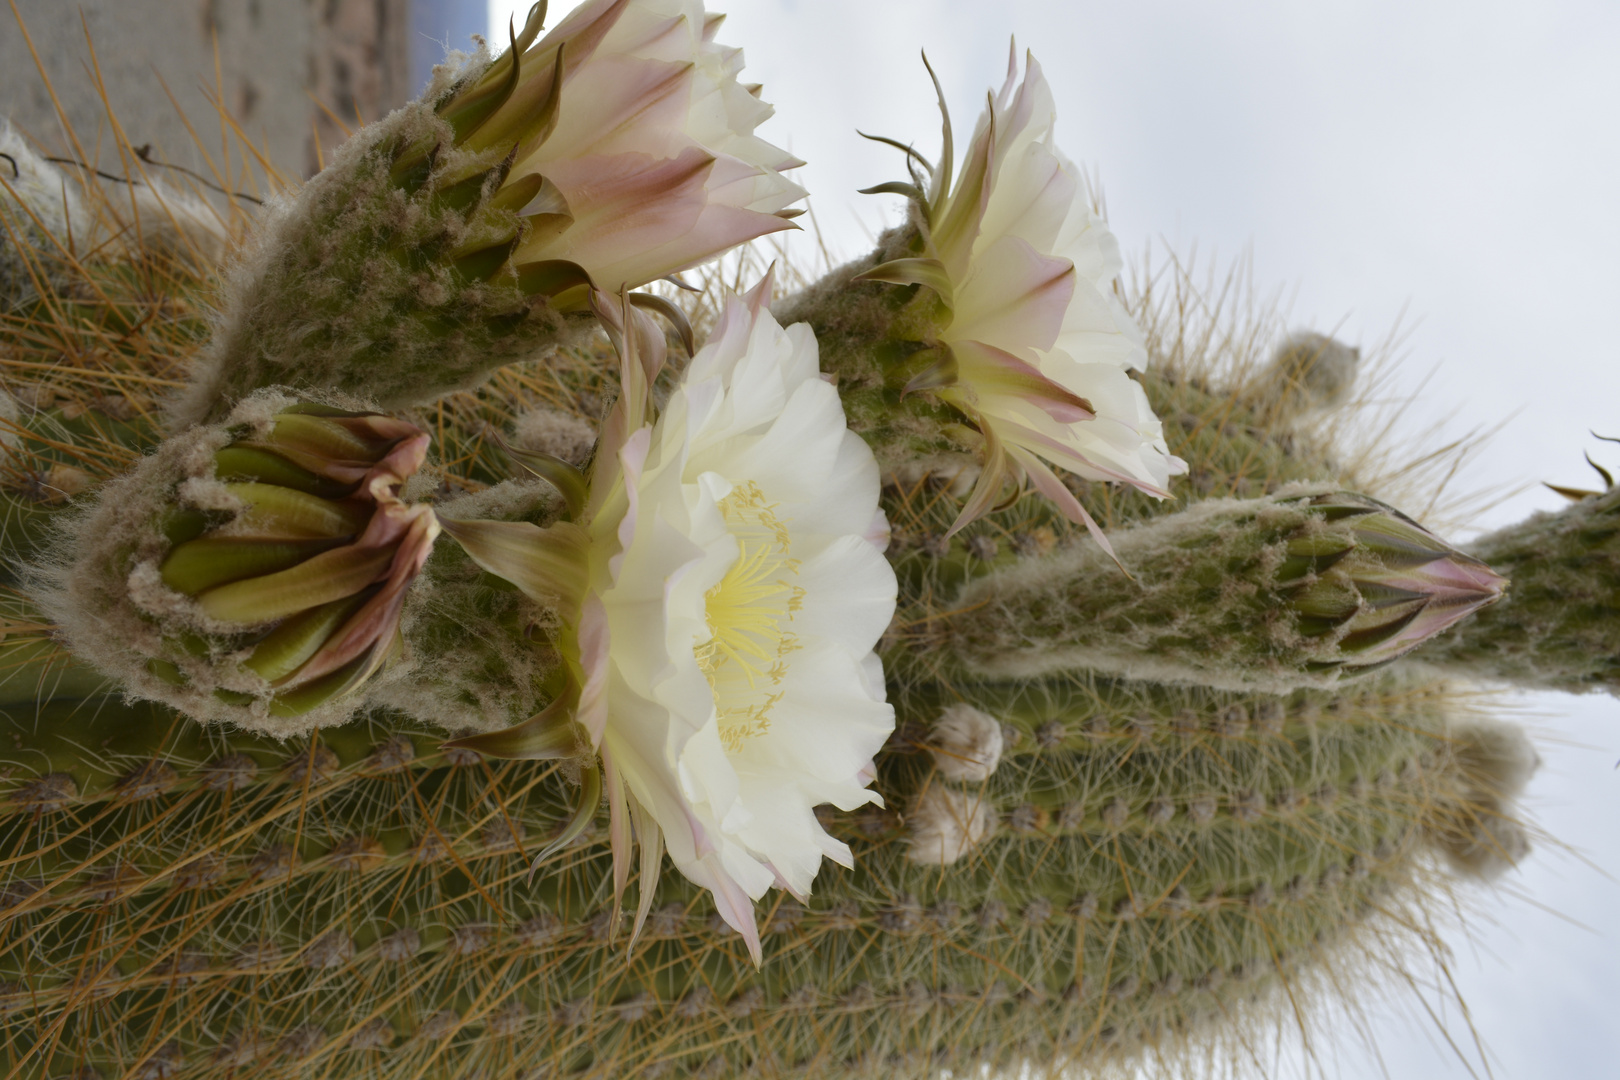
left=945, top=490, right=1505, bottom=693
left=36, top=391, right=438, bottom=735
left=778, top=49, right=1182, bottom=543
left=179, top=0, right=803, bottom=424
left=443, top=279, right=896, bottom=964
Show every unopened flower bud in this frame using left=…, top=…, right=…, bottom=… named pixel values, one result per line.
left=1279, top=493, right=1506, bottom=674
left=37, top=390, right=438, bottom=734
left=927, top=703, right=1004, bottom=782
left=949, top=488, right=1506, bottom=693
left=906, top=786, right=996, bottom=866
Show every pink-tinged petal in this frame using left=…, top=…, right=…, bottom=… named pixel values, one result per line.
left=1005, top=443, right=1122, bottom=567
left=603, top=745, right=633, bottom=934
left=281, top=505, right=439, bottom=687
left=435, top=517, right=592, bottom=610
left=952, top=339, right=1094, bottom=424
left=520, top=148, right=714, bottom=277
left=539, top=54, right=695, bottom=163
left=742, top=262, right=775, bottom=317
left=950, top=235, right=1075, bottom=357
left=705, top=866, right=763, bottom=967
left=988, top=412, right=1174, bottom=498
left=577, top=593, right=612, bottom=746
left=627, top=794, right=665, bottom=947
left=366, top=432, right=431, bottom=492
left=864, top=507, right=892, bottom=552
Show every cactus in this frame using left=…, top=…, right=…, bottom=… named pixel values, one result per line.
left=1422, top=484, right=1620, bottom=695
left=2, top=252, right=1540, bottom=1078
left=0, top=13, right=1555, bottom=1080
left=1, top=664, right=1515, bottom=1078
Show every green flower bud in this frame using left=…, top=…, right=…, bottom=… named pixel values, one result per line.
left=35, top=390, right=439, bottom=735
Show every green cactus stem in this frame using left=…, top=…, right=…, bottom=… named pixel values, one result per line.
left=0, top=668, right=1526, bottom=1079
left=1423, top=486, right=1620, bottom=694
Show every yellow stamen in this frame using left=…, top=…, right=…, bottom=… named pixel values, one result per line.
left=694, top=481, right=802, bottom=752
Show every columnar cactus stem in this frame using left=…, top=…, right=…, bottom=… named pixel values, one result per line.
left=1423, top=487, right=1620, bottom=694
left=1, top=668, right=1525, bottom=1079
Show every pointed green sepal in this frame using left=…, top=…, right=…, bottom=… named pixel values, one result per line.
left=628, top=291, right=696, bottom=356
left=493, top=433, right=589, bottom=518
left=528, top=758, right=603, bottom=881
left=436, top=515, right=590, bottom=610
left=515, top=258, right=593, bottom=299
left=442, top=692, right=589, bottom=762
left=853, top=257, right=954, bottom=307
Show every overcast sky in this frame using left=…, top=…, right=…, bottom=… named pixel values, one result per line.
left=483, top=3, right=1620, bottom=1076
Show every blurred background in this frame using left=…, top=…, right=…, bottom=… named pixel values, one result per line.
left=4, top=0, right=1617, bottom=1075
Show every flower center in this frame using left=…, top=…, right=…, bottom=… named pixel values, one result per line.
left=694, top=481, right=803, bottom=751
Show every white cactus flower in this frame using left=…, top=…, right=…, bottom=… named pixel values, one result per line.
left=857, top=49, right=1186, bottom=542
left=442, top=276, right=896, bottom=965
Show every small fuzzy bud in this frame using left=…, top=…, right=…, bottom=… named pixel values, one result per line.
left=906, top=786, right=996, bottom=866
left=1249, top=331, right=1360, bottom=417
left=927, top=704, right=1004, bottom=781
left=1428, top=717, right=1540, bottom=879
left=35, top=391, right=438, bottom=736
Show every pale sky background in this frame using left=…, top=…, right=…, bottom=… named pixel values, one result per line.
left=485, top=2, right=1620, bottom=1076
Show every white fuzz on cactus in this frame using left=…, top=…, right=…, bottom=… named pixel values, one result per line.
left=0, top=124, right=90, bottom=308
left=905, top=784, right=996, bottom=866
left=178, top=0, right=802, bottom=424
left=928, top=702, right=1004, bottom=781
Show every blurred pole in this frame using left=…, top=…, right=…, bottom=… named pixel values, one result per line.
left=0, top=1, right=436, bottom=179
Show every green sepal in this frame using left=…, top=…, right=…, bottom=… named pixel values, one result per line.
left=440, top=692, right=588, bottom=762
left=212, top=447, right=356, bottom=499
left=854, top=257, right=954, bottom=308
left=528, top=758, right=602, bottom=880
left=515, top=259, right=593, bottom=298
left=629, top=291, right=696, bottom=356
left=160, top=537, right=344, bottom=596
left=243, top=592, right=373, bottom=684
left=494, top=434, right=588, bottom=518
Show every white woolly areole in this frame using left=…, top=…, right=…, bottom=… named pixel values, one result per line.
left=512, top=406, right=597, bottom=467
left=928, top=703, right=1005, bottom=782
left=906, top=786, right=996, bottom=866
left=587, top=288, right=896, bottom=946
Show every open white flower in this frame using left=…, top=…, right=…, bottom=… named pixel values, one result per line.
left=443, top=0, right=806, bottom=292
left=857, top=49, right=1186, bottom=542
left=441, top=277, right=896, bottom=964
